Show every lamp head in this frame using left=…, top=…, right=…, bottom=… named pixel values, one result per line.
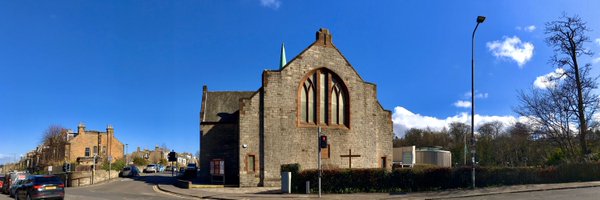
left=477, top=16, right=486, bottom=23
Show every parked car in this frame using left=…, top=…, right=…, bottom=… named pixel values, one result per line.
left=10, top=178, right=28, bottom=197
left=119, top=166, right=140, bottom=177
left=143, top=164, right=157, bottom=173
left=183, top=163, right=198, bottom=178
left=158, top=165, right=166, bottom=172
left=15, top=175, right=64, bottom=200
left=165, top=166, right=172, bottom=172
left=0, top=174, right=4, bottom=191
left=3, top=171, right=27, bottom=195
left=186, top=163, right=198, bottom=171
left=1, top=173, right=7, bottom=194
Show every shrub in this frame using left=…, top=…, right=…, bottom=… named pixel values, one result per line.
left=281, top=163, right=301, bottom=174
left=290, top=162, right=600, bottom=194
left=132, top=156, right=148, bottom=166
left=101, top=157, right=126, bottom=171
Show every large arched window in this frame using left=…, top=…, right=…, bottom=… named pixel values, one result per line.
left=299, top=69, right=349, bottom=127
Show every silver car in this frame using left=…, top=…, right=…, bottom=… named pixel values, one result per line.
left=143, top=164, right=157, bottom=173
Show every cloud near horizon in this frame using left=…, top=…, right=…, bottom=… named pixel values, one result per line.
left=392, top=106, right=526, bottom=138
left=487, top=36, right=534, bottom=67
left=259, top=0, right=281, bottom=9
left=0, top=153, right=20, bottom=165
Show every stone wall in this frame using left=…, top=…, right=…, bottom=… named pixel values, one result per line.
left=63, top=170, right=119, bottom=187
left=238, top=29, right=393, bottom=187
left=239, top=91, right=262, bottom=186
left=199, top=123, right=240, bottom=185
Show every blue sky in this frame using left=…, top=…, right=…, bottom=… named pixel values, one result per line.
left=2, top=0, right=600, bottom=164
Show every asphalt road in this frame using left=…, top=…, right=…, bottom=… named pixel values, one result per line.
left=445, top=186, right=600, bottom=200
left=0, top=173, right=187, bottom=200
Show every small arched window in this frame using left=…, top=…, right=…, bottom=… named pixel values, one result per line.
left=298, top=69, right=349, bottom=127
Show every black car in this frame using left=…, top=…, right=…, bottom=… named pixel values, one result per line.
left=119, top=165, right=140, bottom=177
left=15, top=175, right=64, bottom=200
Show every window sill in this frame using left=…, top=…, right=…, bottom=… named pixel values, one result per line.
left=297, top=123, right=350, bottom=130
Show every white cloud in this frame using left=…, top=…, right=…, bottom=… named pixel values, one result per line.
left=525, top=25, right=536, bottom=32
left=454, top=100, right=472, bottom=108
left=516, top=25, right=536, bottom=32
left=465, top=92, right=489, bottom=99
left=260, top=0, right=281, bottom=9
left=392, top=106, right=525, bottom=138
left=487, top=36, right=535, bottom=67
left=593, top=57, right=600, bottom=64
left=595, top=38, right=600, bottom=46
left=533, top=68, right=565, bottom=89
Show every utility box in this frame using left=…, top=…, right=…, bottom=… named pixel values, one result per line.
left=281, top=172, right=292, bottom=194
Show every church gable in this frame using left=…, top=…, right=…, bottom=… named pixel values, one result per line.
left=203, top=28, right=393, bottom=187
left=245, top=28, right=392, bottom=186
left=279, top=28, right=365, bottom=84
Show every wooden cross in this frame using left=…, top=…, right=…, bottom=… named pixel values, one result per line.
left=340, top=149, right=361, bottom=168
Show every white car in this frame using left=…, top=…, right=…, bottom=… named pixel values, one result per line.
left=143, top=164, right=157, bottom=173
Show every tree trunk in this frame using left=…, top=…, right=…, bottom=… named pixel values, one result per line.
left=571, top=37, right=589, bottom=159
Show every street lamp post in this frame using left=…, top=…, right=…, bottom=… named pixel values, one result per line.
left=471, top=15, right=486, bottom=189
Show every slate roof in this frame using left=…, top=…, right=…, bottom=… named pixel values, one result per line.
left=201, top=91, right=255, bottom=123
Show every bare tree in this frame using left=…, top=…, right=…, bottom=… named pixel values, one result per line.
left=545, top=14, right=597, bottom=157
left=161, top=143, right=170, bottom=152
left=478, top=121, right=503, bottom=139
left=517, top=85, right=579, bottom=160
left=41, top=125, right=68, bottom=165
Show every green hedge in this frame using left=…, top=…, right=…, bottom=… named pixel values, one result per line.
left=291, top=162, right=600, bottom=193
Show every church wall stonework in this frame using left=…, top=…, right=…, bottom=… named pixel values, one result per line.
left=239, top=91, right=262, bottom=186
left=236, top=30, right=393, bottom=187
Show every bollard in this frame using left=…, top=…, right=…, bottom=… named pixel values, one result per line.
left=306, top=181, right=310, bottom=194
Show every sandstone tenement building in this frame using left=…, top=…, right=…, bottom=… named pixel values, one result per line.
left=130, top=146, right=167, bottom=164
left=200, top=28, right=393, bottom=187
left=65, top=123, right=125, bottom=165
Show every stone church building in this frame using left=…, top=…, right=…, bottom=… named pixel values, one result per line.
left=200, top=28, right=393, bottom=187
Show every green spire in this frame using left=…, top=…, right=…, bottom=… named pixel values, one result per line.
left=280, top=43, right=287, bottom=69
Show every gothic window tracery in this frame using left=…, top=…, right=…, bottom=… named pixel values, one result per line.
left=299, top=69, right=349, bottom=127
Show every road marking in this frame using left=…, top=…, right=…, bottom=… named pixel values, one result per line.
left=152, top=185, right=192, bottom=199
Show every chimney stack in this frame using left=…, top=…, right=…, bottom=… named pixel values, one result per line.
left=78, top=122, right=86, bottom=134
left=315, top=28, right=333, bottom=47
left=107, top=124, right=114, bottom=137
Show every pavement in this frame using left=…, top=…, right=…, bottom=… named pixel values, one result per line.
left=156, top=181, right=600, bottom=200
